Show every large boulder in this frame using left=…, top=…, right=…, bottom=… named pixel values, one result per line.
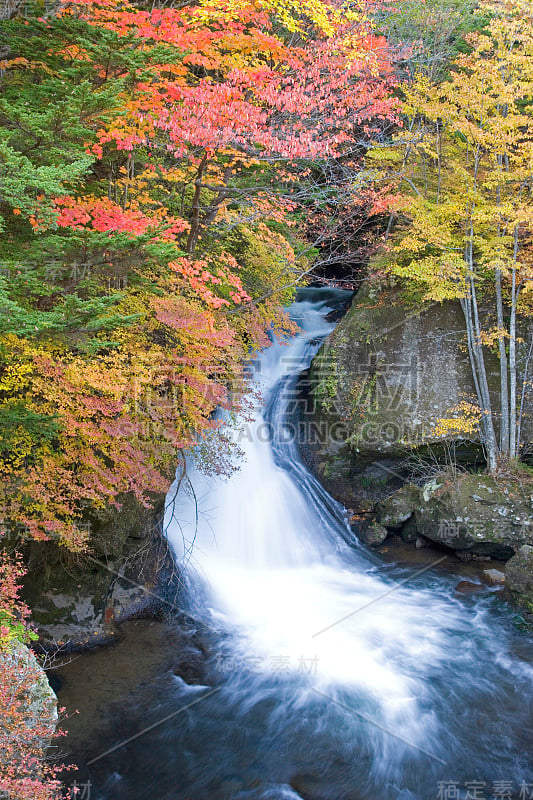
left=0, top=640, right=57, bottom=786
left=506, top=546, right=533, bottom=613
left=413, top=475, right=533, bottom=559
left=20, top=492, right=176, bottom=650
left=305, top=283, right=533, bottom=507
left=370, top=474, right=533, bottom=560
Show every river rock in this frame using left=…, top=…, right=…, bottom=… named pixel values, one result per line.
left=374, top=484, right=419, bottom=529
left=505, top=545, right=533, bottom=612
left=455, top=580, right=483, bottom=595
left=412, top=474, right=533, bottom=559
left=481, top=569, right=506, bottom=586
left=359, top=521, right=389, bottom=547
left=367, top=473, right=533, bottom=560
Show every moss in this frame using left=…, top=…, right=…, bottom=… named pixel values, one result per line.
left=19, top=491, right=165, bottom=647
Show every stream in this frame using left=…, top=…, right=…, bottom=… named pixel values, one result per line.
left=57, top=288, right=533, bottom=800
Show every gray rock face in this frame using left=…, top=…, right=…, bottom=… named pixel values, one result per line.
left=0, top=640, right=57, bottom=781
left=481, top=569, right=506, bottom=586
left=506, top=546, right=533, bottom=612
left=314, top=287, right=479, bottom=448
left=21, top=492, right=172, bottom=649
left=3, top=640, right=57, bottom=723
left=306, top=283, right=533, bottom=506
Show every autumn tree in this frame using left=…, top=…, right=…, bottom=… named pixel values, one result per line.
left=0, top=0, right=399, bottom=544
left=372, top=0, right=533, bottom=470
left=373, top=0, right=485, bottom=83
left=0, top=553, right=65, bottom=800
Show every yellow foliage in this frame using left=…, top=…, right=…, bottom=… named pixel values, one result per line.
left=433, top=402, right=481, bottom=438
left=196, top=0, right=341, bottom=35
left=0, top=361, right=33, bottom=394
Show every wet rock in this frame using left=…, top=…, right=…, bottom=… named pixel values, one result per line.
left=305, top=283, right=533, bottom=512
left=481, top=569, right=506, bottom=586
left=372, top=474, right=532, bottom=560
left=359, top=521, right=389, bottom=547
left=413, top=474, right=532, bottom=559
left=374, top=484, right=419, bottom=529
left=455, top=551, right=473, bottom=562
left=364, top=473, right=533, bottom=562
left=399, top=515, right=419, bottom=543
left=415, top=537, right=429, bottom=549
left=455, top=580, right=483, bottom=595
left=506, top=545, right=533, bottom=612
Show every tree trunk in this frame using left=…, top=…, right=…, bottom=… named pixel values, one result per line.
left=509, top=267, right=518, bottom=457
left=469, top=273, right=499, bottom=470
left=517, top=335, right=533, bottom=452
left=495, top=269, right=510, bottom=454
left=460, top=201, right=499, bottom=471
left=509, top=225, right=521, bottom=457
left=186, top=152, right=208, bottom=255
left=202, top=164, right=232, bottom=230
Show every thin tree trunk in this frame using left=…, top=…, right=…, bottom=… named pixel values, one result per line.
left=509, top=270, right=518, bottom=456
left=469, top=272, right=499, bottom=469
left=202, top=164, right=232, bottom=230
left=494, top=150, right=509, bottom=454
left=517, top=334, right=533, bottom=453
left=123, top=154, right=134, bottom=210
left=462, top=282, right=499, bottom=470
left=495, top=268, right=510, bottom=453
left=461, top=168, right=499, bottom=470
left=509, top=226, right=520, bottom=456
left=186, top=152, right=208, bottom=254
left=460, top=296, right=483, bottom=411
left=436, top=118, right=442, bottom=205
left=468, top=145, right=499, bottom=470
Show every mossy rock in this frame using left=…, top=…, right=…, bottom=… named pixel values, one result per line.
left=19, top=491, right=167, bottom=649
left=414, top=474, right=533, bottom=558
left=307, top=283, right=532, bottom=483
left=373, top=474, right=533, bottom=559
left=374, top=483, right=420, bottom=529
left=506, top=546, right=533, bottom=613
left=359, top=521, right=389, bottom=547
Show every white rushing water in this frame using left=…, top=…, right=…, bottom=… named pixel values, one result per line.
left=164, top=290, right=533, bottom=800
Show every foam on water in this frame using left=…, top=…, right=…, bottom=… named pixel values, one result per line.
left=165, top=291, right=533, bottom=799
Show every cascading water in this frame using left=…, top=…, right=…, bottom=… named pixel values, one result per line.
left=162, top=289, right=533, bottom=800
left=86, top=288, right=533, bottom=800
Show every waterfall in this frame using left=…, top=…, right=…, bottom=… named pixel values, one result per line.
left=163, top=289, right=533, bottom=800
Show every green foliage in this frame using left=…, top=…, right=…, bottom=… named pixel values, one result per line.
left=0, top=138, right=92, bottom=231
left=0, top=403, right=59, bottom=451
left=375, top=0, right=488, bottom=82
left=220, top=225, right=297, bottom=306
left=0, top=609, right=38, bottom=645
